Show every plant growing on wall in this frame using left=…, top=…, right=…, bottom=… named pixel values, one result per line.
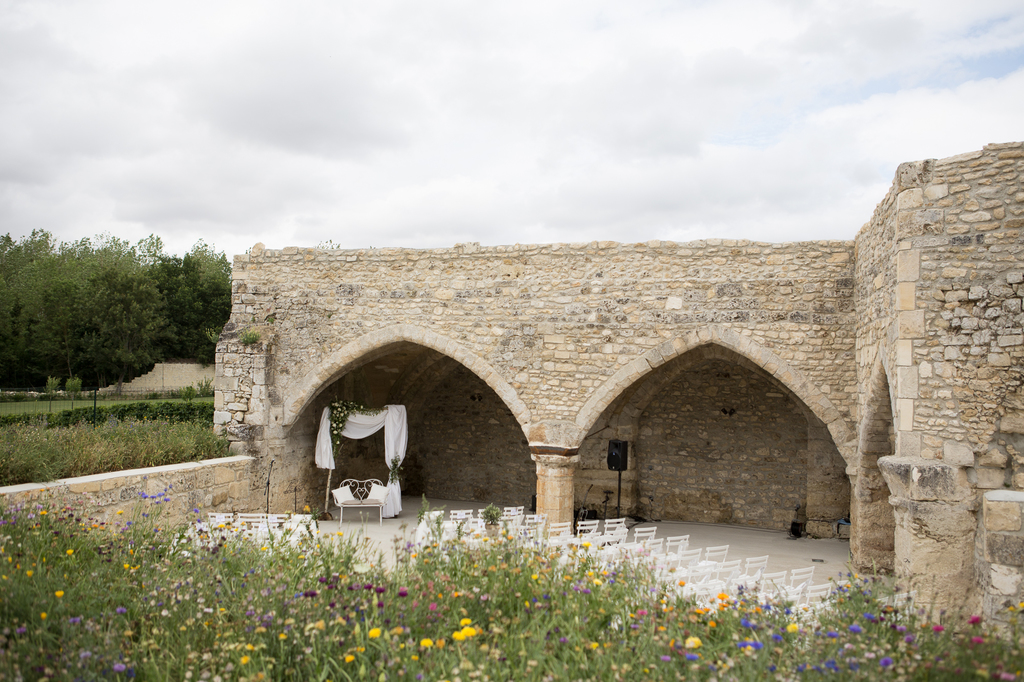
left=328, top=399, right=381, bottom=450
left=387, top=455, right=403, bottom=485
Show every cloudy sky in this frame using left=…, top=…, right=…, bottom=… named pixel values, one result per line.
left=2, top=1, right=1022, bottom=259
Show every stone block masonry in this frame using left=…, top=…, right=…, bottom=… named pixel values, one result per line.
left=217, top=141, right=1023, bottom=617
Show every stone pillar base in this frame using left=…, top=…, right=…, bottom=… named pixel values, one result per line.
left=531, top=447, right=579, bottom=526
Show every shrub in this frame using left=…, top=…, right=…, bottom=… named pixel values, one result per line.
left=240, top=328, right=261, bottom=345
left=65, top=376, right=82, bottom=399
left=0, top=419, right=229, bottom=486
left=0, top=400, right=213, bottom=429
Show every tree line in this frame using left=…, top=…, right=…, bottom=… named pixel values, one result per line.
left=0, top=230, right=232, bottom=390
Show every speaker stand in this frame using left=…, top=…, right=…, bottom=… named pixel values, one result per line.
left=616, top=470, right=622, bottom=518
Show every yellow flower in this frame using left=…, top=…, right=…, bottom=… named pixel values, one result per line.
left=240, top=656, right=250, bottom=665
left=787, top=623, right=799, bottom=633
left=344, top=654, right=355, bottom=663
left=717, top=593, right=729, bottom=601
left=66, top=549, right=74, bottom=556
left=40, top=612, right=47, bottom=620
left=590, top=642, right=599, bottom=649
left=246, top=644, right=255, bottom=651
left=685, top=636, right=702, bottom=649
left=123, top=563, right=130, bottom=570
left=411, top=655, right=419, bottom=661
left=368, top=628, right=381, bottom=639
left=420, top=638, right=433, bottom=648
left=25, top=570, right=33, bottom=577
left=452, top=631, right=466, bottom=641
left=278, top=633, right=288, bottom=640
left=55, top=591, right=64, bottom=598
left=461, top=626, right=477, bottom=638
left=460, top=618, right=472, bottom=626
left=116, top=510, right=124, bottom=515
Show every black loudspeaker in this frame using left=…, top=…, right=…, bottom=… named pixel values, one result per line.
left=607, top=440, right=629, bottom=471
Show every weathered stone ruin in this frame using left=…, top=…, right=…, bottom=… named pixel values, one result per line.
left=216, top=141, right=1024, bottom=618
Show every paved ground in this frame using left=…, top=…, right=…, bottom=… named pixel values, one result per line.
left=319, top=496, right=853, bottom=583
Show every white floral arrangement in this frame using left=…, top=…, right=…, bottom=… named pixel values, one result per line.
left=328, top=399, right=381, bottom=450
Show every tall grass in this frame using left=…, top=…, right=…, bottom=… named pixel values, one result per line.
left=1, top=497, right=1021, bottom=681
left=0, top=420, right=229, bottom=486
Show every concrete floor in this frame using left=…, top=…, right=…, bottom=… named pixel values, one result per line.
left=320, top=495, right=853, bottom=582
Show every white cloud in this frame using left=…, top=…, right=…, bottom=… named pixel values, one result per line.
left=0, top=0, right=1022, bottom=259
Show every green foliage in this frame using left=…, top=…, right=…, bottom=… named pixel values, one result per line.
left=0, top=230, right=231, bottom=389
left=480, top=503, right=502, bottom=525
left=1, top=498, right=1022, bottom=681
left=195, top=376, right=214, bottom=397
left=179, top=385, right=198, bottom=403
left=65, top=376, right=82, bottom=399
left=0, top=419, right=228, bottom=485
left=0, top=399, right=213, bottom=429
left=328, top=399, right=380, bottom=449
left=45, top=376, right=61, bottom=395
left=239, top=328, right=261, bottom=345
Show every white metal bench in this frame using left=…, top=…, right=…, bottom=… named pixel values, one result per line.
left=332, top=478, right=388, bottom=525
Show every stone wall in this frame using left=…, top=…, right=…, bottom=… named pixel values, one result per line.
left=0, top=456, right=255, bottom=526
left=635, top=358, right=810, bottom=529
left=979, top=490, right=1024, bottom=622
left=863, top=142, right=1024, bottom=612
left=216, top=141, right=1024, bottom=614
left=102, top=361, right=215, bottom=395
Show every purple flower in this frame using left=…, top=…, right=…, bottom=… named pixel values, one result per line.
left=375, top=586, right=386, bottom=594
left=827, top=631, right=839, bottom=638
left=661, top=655, right=672, bottom=661
left=685, top=653, right=699, bottom=661
left=772, top=633, right=783, bottom=642
left=849, top=624, right=863, bottom=634
left=904, top=634, right=915, bottom=644
left=69, top=616, right=82, bottom=624
left=398, top=588, right=408, bottom=597
left=80, top=651, right=92, bottom=659
left=115, top=607, right=127, bottom=614
left=113, top=663, right=126, bottom=672
left=880, top=657, right=893, bottom=668
left=559, top=637, right=568, bottom=643
left=15, top=627, right=26, bottom=635
left=863, top=612, right=878, bottom=622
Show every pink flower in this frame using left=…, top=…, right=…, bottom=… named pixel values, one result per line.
left=971, top=636, right=984, bottom=644
left=932, top=625, right=944, bottom=633
left=968, top=615, right=981, bottom=625
left=428, top=602, right=437, bottom=611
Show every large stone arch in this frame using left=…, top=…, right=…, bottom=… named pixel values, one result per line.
left=851, top=356, right=897, bottom=572
left=575, top=325, right=856, bottom=463
left=283, top=324, right=531, bottom=431
left=574, top=341, right=850, bottom=532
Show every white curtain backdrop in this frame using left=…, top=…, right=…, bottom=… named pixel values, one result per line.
left=314, top=405, right=408, bottom=518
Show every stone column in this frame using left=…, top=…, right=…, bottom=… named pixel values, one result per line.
left=531, top=448, right=580, bottom=525
left=879, top=458, right=977, bottom=613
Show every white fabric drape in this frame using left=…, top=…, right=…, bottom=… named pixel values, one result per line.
left=314, top=405, right=408, bottom=518
left=315, top=408, right=335, bottom=469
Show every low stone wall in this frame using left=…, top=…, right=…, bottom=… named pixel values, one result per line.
left=0, top=456, right=255, bottom=526
left=980, top=490, right=1024, bottom=623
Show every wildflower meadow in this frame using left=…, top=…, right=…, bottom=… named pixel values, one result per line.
left=1, top=494, right=1022, bottom=681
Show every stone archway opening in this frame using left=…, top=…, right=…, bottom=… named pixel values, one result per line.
left=277, top=341, right=533, bottom=515
left=576, top=344, right=851, bottom=533
left=852, top=365, right=897, bottom=573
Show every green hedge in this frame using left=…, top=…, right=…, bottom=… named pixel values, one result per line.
left=0, top=400, right=214, bottom=428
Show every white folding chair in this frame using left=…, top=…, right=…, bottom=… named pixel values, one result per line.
left=715, top=559, right=742, bottom=582
left=665, top=535, right=689, bottom=556
left=803, top=583, right=832, bottom=606
left=676, top=548, right=703, bottom=568
left=758, top=570, right=788, bottom=593
left=504, top=506, right=525, bottom=517
left=632, top=527, right=657, bottom=544
left=703, top=545, right=729, bottom=564
left=547, top=521, right=574, bottom=547
left=575, top=519, right=600, bottom=539
left=450, top=509, right=475, bottom=521
left=789, top=567, right=815, bottom=587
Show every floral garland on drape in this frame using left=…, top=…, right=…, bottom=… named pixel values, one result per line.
left=328, top=400, right=381, bottom=450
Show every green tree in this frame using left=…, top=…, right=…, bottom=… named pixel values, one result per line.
left=81, top=266, right=167, bottom=391
left=151, top=241, right=231, bottom=364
